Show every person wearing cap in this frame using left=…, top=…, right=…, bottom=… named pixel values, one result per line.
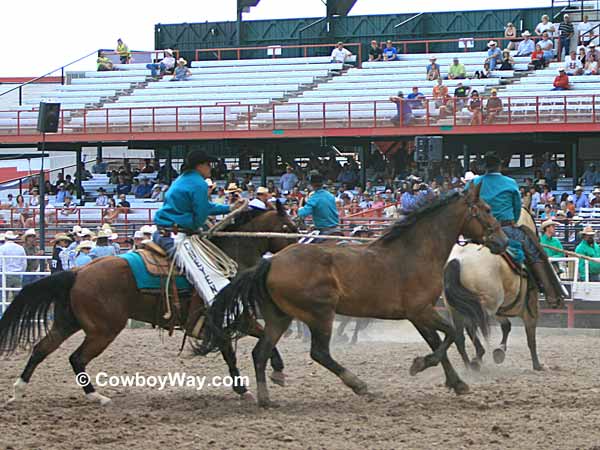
left=116, top=38, right=131, bottom=64
left=573, top=185, right=591, bottom=210
left=279, top=165, right=298, bottom=192
left=540, top=219, right=564, bottom=258
left=591, top=188, right=600, bottom=207
left=383, top=40, right=398, bottom=61
left=486, top=41, right=502, bottom=70
left=586, top=42, right=600, bottom=61
left=132, top=231, right=145, bottom=250
left=134, top=176, right=152, bottom=199
left=448, top=57, right=466, bottom=79
left=330, top=42, right=352, bottom=63
left=453, top=82, right=471, bottom=109
left=406, top=86, right=425, bottom=108
left=558, top=14, right=575, bottom=57
left=0, top=231, right=26, bottom=298
left=171, top=58, right=192, bottom=82
left=74, top=241, right=94, bottom=267
left=426, top=57, right=440, bottom=81
left=468, top=152, right=564, bottom=304
left=552, top=67, right=570, bottom=90
left=389, top=91, right=412, bottom=126
left=485, top=89, right=503, bottom=124
left=50, top=234, right=71, bottom=274
left=146, top=49, right=175, bottom=78
left=298, top=173, right=339, bottom=233
left=368, top=40, right=383, bottom=62
left=249, top=187, right=271, bottom=211
left=516, top=31, right=535, bottom=56
left=575, top=226, right=600, bottom=281
left=22, top=229, right=42, bottom=286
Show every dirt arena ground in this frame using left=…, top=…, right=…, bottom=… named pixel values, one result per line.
left=1, top=321, right=600, bottom=450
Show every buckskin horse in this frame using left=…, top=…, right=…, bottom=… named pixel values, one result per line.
left=201, top=183, right=508, bottom=407
left=443, top=208, right=563, bottom=371
left=0, top=204, right=296, bottom=405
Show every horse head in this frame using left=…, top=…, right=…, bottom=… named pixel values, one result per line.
left=461, top=182, right=508, bottom=255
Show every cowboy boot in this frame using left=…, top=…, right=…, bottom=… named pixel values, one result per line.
left=185, top=293, right=206, bottom=339
left=530, top=261, right=563, bottom=307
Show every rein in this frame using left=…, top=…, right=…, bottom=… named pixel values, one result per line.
left=208, top=231, right=374, bottom=242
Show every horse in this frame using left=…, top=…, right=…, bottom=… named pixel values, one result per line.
left=443, top=208, right=560, bottom=371
left=0, top=204, right=297, bottom=406
left=200, top=183, right=508, bottom=407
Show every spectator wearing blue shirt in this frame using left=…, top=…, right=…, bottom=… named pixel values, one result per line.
left=581, top=164, right=600, bottom=186
left=383, top=40, right=398, bottom=61
left=573, top=186, right=591, bottom=210
left=406, top=86, right=424, bottom=108
left=486, top=41, right=502, bottom=70
left=279, top=166, right=299, bottom=191
left=401, top=184, right=421, bottom=212
left=134, top=177, right=153, bottom=198
left=116, top=175, right=132, bottom=195
left=390, top=91, right=412, bottom=126
left=55, top=184, right=68, bottom=203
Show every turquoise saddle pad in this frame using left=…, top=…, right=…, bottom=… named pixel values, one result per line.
left=119, top=252, right=191, bottom=291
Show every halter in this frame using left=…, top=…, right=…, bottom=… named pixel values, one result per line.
left=462, top=194, right=499, bottom=247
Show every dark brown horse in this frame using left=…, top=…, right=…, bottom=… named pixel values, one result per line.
left=0, top=205, right=296, bottom=405
left=201, top=184, right=508, bottom=407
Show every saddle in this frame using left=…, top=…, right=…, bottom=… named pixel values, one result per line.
left=501, top=252, right=527, bottom=277
left=137, top=242, right=181, bottom=277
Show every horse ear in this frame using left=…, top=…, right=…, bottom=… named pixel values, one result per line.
left=275, top=199, right=286, bottom=216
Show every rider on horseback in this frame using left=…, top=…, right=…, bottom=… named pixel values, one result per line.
left=297, top=173, right=339, bottom=235
left=471, top=152, right=564, bottom=305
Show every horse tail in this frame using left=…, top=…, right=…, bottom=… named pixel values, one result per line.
left=444, top=259, right=490, bottom=338
left=200, top=258, right=273, bottom=354
left=0, top=271, right=77, bottom=355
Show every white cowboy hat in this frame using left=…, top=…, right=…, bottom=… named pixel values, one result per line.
left=77, top=240, right=94, bottom=250
left=582, top=225, right=596, bottom=236
left=109, top=232, right=118, bottom=240
left=522, top=30, right=531, bottom=37
left=23, top=228, right=36, bottom=237
left=487, top=40, right=497, bottom=47
left=134, top=231, right=145, bottom=239
left=574, top=185, right=584, bottom=192
left=140, top=225, right=154, bottom=235
left=164, top=49, right=173, bottom=55
left=77, top=227, right=92, bottom=237
left=541, top=219, right=560, bottom=230
left=4, top=231, right=18, bottom=240
left=224, top=183, right=242, bottom=193
left=177, top=57, right=187, bottom=65
left=558, top=66, right=566, bottom=72
left=72, top=225, right=82, bottom=234
left=256, top=186, right=269, bottom=194
left=205, top=178, right=214, bottom=187
left=248, top=198, right=268, bottom=210
left=593, top=188, right=600, bottom=195
left=96, top=229, right=112, bottom=239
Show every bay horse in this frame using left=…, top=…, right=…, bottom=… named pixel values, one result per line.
left=201, top=183, right=508, bottom=407
left=0, top=205, right=297, bottom=406
left=443, top=208, right=561, bottom=371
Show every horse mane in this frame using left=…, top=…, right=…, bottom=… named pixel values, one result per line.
left=377, top=191, right=463, bottom=245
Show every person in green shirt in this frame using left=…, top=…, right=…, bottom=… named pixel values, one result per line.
left=116, top=38, right=131, bottom=64
left=448, top=57, right=467, bottom=79
left=540, top=219, right=564, bottom=258
left=96, top=51, right=113, bottom=72
left=575, top=226, right=600, bottom=281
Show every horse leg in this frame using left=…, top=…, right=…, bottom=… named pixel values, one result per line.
left=219, top=342, right=254, bottom=401
left=465, top=323, right=486, bottom=370
left=449, top=307, right=473, bottom=370
left=7, top=315, right=80, bottom=404
left=350, top=319, right=360, bottom=345
left=244, top=317, right=286, bottom=387
left=413, top=324, right=469, bottom=395
left=409, top=309, right=457, bottom=372
left=523, top=314, right=543, bottom=371
left=493, top=318, right=511, bottom=364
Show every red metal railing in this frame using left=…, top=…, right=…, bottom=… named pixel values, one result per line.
left=1, top=93, right=599, bottom=138
left=102, top=50, right=180, bottom=63
left=195, top=42, right=362, bottom=66
left=389, top=35, right=544, bottom=55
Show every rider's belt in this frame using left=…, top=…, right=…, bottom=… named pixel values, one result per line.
left=500, top=220, right=515, bottom=227
left=157, top=226, right=196, bottom=236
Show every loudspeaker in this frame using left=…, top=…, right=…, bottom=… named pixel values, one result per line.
left=37, top=102, right=61, bottom=133
left=414, top=136, right=443, bottom=163
left=428, top=136, right=443, bottom=162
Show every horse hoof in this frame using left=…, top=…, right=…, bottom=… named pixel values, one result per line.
left=493, top=349, right=505, bottom=364
left=240, top=391, right=256, bottom=403
left=469, top=360, right=481, bottom=371
left=270, top=371, right=286, bottom=387
left=352, top=382, right=369, bottom=396
left=533, top=364, right=545, bottom=371
left=453, top=381, right=470, bottom=395
left=409, top=357, right=426, bottom=376
left=86, top=392, right=112, bottom=406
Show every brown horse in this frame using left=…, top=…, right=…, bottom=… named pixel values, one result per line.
left=201, top=184, right=509, bottom=407
left=0, top=205, right=297, bottom=405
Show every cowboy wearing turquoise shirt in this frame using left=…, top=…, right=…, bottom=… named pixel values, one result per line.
left=298, top=174, right=339, bottom=232
left=575, top=226, right=600, bottom=281
left=470, top=152, right=563, bottom=305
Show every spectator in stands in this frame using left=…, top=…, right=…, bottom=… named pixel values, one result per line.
left=74, top=241, right=94, bottom=267
left=134, top=177, right=152, bottom=199
left=337, top=163, right=359, bottom=188
left=383, top=40, right=398, bottom=61
left=591, top=188, right=600, bottom=207
left=97, top=51, right=113, bottom=72
left=90, top=230, right=117, bottom=259
left=541, top=152, right=560, bottom=190
left=330, top=42, right=353, bottom=63
left=485, top=89, right=503, bottom=124
left=116, top=175, right=132, bottom=195
left=118, top=194, right=131, bottom=210
left=158, top=162, right=178, bottom=184
left=552, top=67, right=570, bottom=90
left=29, top=188, right=39, bottom=208
left=540, top=183, right=553, bottom=203
left=584, top=53, right=599, bottom=75
left=573, top=185, right=591, bottom=209
left=587, top=43, right=600, bottom=61
left=146, top=49, right=175, bottom=78
left=499, top=50, right=515, bottom=70
left=581, top=163, right=600, bottom=185
left=447, top=57, right=466, bottom=79
left=0, top=231, right=26, bottom=299
left=401, top=183, right=421, bottom=212
left=474, top=62, right=491, bottom=79
left=426, top=57, right=441, bottom=80
left=453, top=82, right=470, bottom=109
left=116, top=38, right=131, bottom=64
left=530, top=44, right=545, bottom=70
left=64, top=175, right=75, bottom=195
left=535, top=14, right=556, bottom=37
left=77, top=162, right=92, bottom=182
left=505, top=22, right=519, bottom=50
left=539, top=32, right=554, bottom=64
left=22, top=229, right=42, bottom=286
left=151, top=185, right=164, bottom=202
left=579, top=15, right=595, bottom=46
left=389, top=91, right=412, bottom=126
left=92, top=157, right=108, bottom=174
left=406, top=86, right=425, bottom=108
left=44, top=180, right=55, bottom=195
left=565, top=50, right=584, bottom=75
left=578, top=46, right=587, bottom=66
left=140, top=159, right=155, bottom=174
left=280, top=166, right=298, bottom=191
left=485, top=41, right=502, bottom=70
left=468, top=90, right=483, bottom=125
left=516, top=31, right=535, bottom=56
left=103, top=197, right=118, bottom=223
left=95, top=188, right=108, bottom=207
left=171, top=58, right=192, bottom=82
left=432, top=78, right=448, bottom=107
left=575, top=226, right=600, bottom=281
left=60, top=196, right=77, bottom=217
left=559, top=14, right=575, bottom=57
left=368, top=40, right=383, bottom=61
left=528, top=185, right=541, bottom=212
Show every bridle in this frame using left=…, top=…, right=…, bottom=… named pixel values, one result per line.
left=461, top=194, right=500, bottom=247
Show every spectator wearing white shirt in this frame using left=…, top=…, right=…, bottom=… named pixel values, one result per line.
left=565, top=50, right=584, bottom=75
left=330, top=42, right=352, bottom=63
left=578, top=15, right=596, bottom=46
left=516, top=31, right=535, bottom=56
left=0, top=231, right=26, bottom=300
left=535, top=15, right=556, bottom=37
left=95, top=188, right=108, bottom=207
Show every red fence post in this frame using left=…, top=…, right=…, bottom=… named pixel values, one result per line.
left=567, top=302, right=575, bottom=328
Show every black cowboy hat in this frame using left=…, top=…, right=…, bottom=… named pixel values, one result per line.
left=309, top=173, right=324, bottom=185
left=183, top=150, right=216, bottom=170
left=484, top=151, right=501, bottom=170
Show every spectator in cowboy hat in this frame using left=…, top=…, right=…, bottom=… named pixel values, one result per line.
left=140, top=225, right=154, bottom=241
left=22, top=229, right=42, bottom=286
left=74, top=241, right=94, bottom=267
left=89, top=229, right=117, bottom=259
left=132, top=231, right=145, bottom=250
left=516, top=31, right=535, bottom=56
left=541, top=219, right=564, bottom=259
left=171, top=58, right=192, bottom=82
left=575, top=226, right=600, bottom=281
left=146, top=49, right=175, bottom=78
left=225, top=182, right=242, bottom=204
left=591, top=188, right=600, bottom=207
left=426, top=57, right=440, bottom=80
left=573, top=185, right=590, bottom=210
left=50, top=233, right=72, bottom=274
left=0, top=231, right=26, bottom=299
left=486, top=41, right=502, bottom=70
left=249, top=186, right=271, bottom=210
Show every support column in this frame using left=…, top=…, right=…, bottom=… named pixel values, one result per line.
left=96, top=143, right=103, bottom=160
left=38, top=139, right=46, bottom=251
left=75, top=146, right=83, bottom=202
left=359, top=143, right=367, bottom=188
left=462, top=144, right=470, bottom=173
left=260, top=149, right=267, bottom=187
left=571, top=140, right=578, bottom=190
